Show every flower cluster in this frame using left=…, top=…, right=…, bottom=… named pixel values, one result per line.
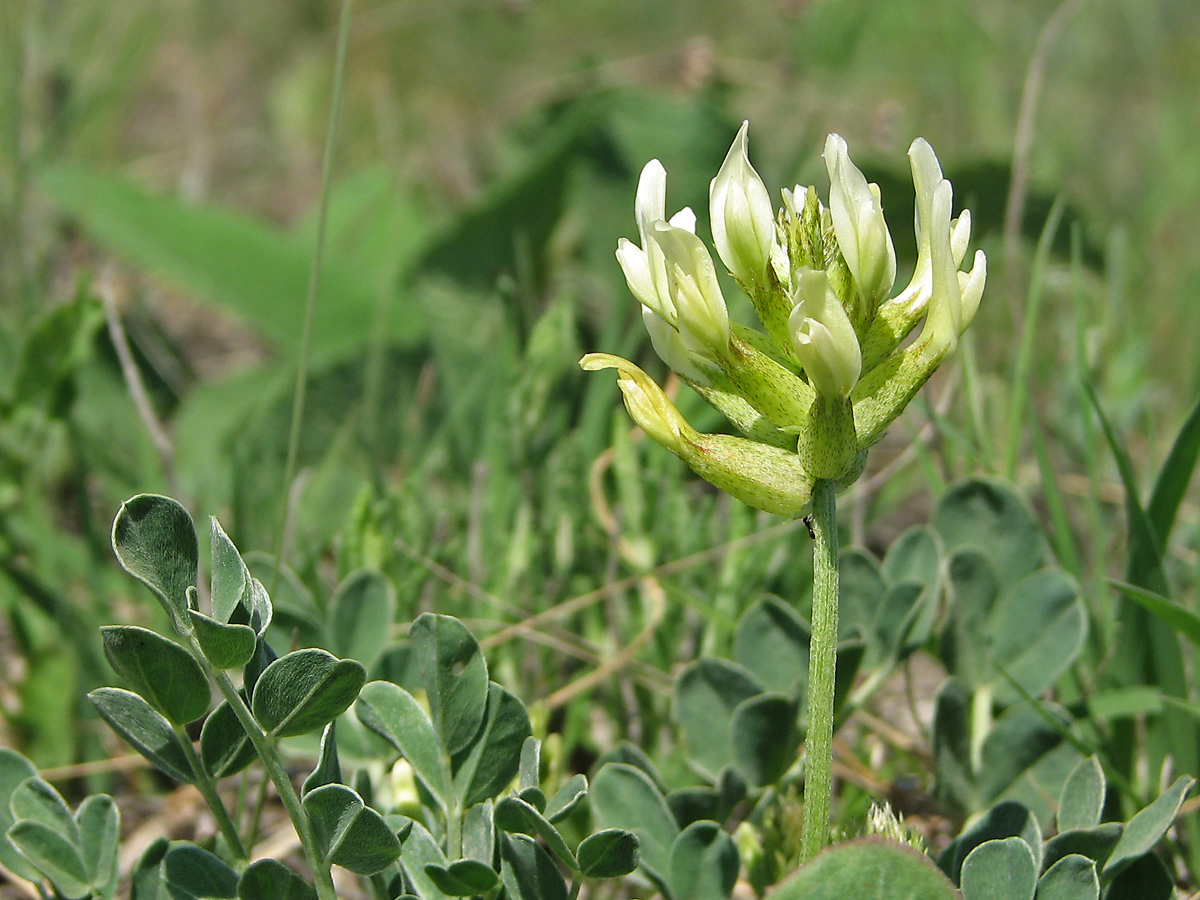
left=582, top=123, right=986, bottom=515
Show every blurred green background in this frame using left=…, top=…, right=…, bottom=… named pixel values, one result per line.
left=2, top=0, right=1199, bottom=778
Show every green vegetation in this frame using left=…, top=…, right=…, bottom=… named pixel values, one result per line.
left=2, top=0, right=1200, bottom=897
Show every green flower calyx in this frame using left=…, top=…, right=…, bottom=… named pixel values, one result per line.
left=587, top=124, right=986, bottom=514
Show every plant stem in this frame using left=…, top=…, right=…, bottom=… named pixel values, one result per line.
left=441, top=751, right=463, bottom=859
left=188, top=634, right=338, bottom=900
left=271, top=0, right=354, bottom=597
left=801, top=478, right=839, bottom=861
left=174, top=724, right=247, bottom=862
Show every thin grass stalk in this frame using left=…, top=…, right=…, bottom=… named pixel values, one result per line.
left=1003, top=195, right=1065, bottom=480
left=272, top=0, right=355, bottom=594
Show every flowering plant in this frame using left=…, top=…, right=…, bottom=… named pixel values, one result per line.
left=583, top=123, right=985, bottom=509
left=583, top=123, right=986, bottom=858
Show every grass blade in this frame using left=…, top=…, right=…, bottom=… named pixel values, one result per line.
left=1109, top=580, right=1200, bottom=648
left=1145, top=393, right=1200, bottom=567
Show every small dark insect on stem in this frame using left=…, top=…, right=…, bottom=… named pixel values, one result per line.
left=803, top=515, right=816, bottom=540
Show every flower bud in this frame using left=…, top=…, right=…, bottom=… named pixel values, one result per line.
left=824, top=134, right=896, bottom=305
left=919, top=180, right=980, bottom=353
left=648, top=221, right=731, bottom=356
left=710, top=121, right=776, bottom=286
left=580, top=354, right=814, bottom=515
left=858, top=138, right=985, bottom=372
left=788, top=268, right=862, bottom=399
left=616, top=160, right=697, bottom=324
left=617, top=160, right=730, bottom=370
left=580, top=353, right=689, bottom=454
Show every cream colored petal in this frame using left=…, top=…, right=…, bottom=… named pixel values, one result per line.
left=634, top=160, right=667, bottom=242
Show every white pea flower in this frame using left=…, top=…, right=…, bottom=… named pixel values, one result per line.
left=789, top=267, right=862, bottom=399
left=616, top=160, right=728, bottom=372
left=824, top=134, right=896, bottom=304
left=710, top=121, right=776, bottom=286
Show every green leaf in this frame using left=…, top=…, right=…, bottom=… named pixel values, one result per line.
left=1057, top=756, right=1105, bottom=833
left=355, top=680, right=446, bottom=805
left=130, top=836, right=169, bottom=900
left=76, top=795, right=120, bottom=899
left=300, top=724, right=343, bottom=801
left=163, top=843, right=239, bottom=899
left=498, top=834, right=568, bottom=900
left=410, top=613, right=489, bottom=756
left=1110, top=580, right=1200, bottom=645
left=35, top=162, right=423, bottom=363
left=237, top=859, right=318, bottom=900
left=593, top=741, right=668, bottom=793
left=667, top=821, right=739, bottom=900
left=242, top=638, right=278, bottom=696
left=414, top=106, right=589, bottom=292
left=302, top=783, right=401, bottom=876
left=987, top=571, right=1087, bottom=704
left=1036, top=855, right=1099, bottom=900
left=188, top=612, right=257, bottom=670
left=398, top=821, right=450, bottom=900
left=933, top=478, right=1045, bottom=584
left=673, top=658, right=764, bottom=780
left=931, top=678, right=973, bottom=811
left=424, top=860, right=500, bottom=896
left=590, top=763, right=679, bottom=888
left=9, top=777, right=78, bottom=848
left=9, top=292, right=102, bottom=409
left=771, top=837, right=959, bottom=900
left=463, top=800, right=494, bottom=864
left=1146, top=392, right=1200, bottom=561
left=577, top=829, right=640, bottom=878
left=0, top=749, right=41, bottom=882
left=959, top=837, right=1037, bottom=900
left=732, top=597, right=809, bottom=696
left=1104, top=851, right=1175, bottom=900
left=494, top=796, right=578, bottom=870
left=112, top=494, right=198, bottom=631
left=101, top=625, right=210, bottom=725
left=252, top=649, right=365, bottom=739
left=89, top=688, right=195, bottom=783
left=1102, top=775, right=1193, bottom=880
left=328, top=570, right=395, bottom=669
left=452, top=682, right=532, bottom=807
left=302, top=721, right=342, bottom=797
left=209, top=518, right=251, bottom=625
left=1086, top=385, right=1177, bottom=673
left=941, top=554, right=1086, bottom=703
left=729, top=692, right=800, bottom=788
left=1041, top=824, right=1122, bottom=875
left=6, top=821, right=90, bottom=899
left=837, top=549, right=887, bottom=645
left=940, top=801, right=1041, bottom=884
left=200, top=698, right=257, bottom=779
left=873, top=581, right=936, bottom=664
left=544, top=773, right=587, bottom=823
left=518, top=736, right=541, bottom=795
left=1085, top=686, right=1163, bottom=720
left=978, top=703, right=1069, bottom=809
left=882, top=525, right=941, bottom=586
left=940, top=550, right=999, bottom=690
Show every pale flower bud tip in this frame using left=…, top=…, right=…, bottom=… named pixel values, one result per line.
left=788, top=268, right=862, bottom=399
left=580, top=352, right=620, bottom=372
left=710, top=120, right=775, bottom=285
left=824, top=133, right=895, bottom=302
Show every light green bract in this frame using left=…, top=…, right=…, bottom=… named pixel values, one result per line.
left=584, top=124, right=987, bottom=513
